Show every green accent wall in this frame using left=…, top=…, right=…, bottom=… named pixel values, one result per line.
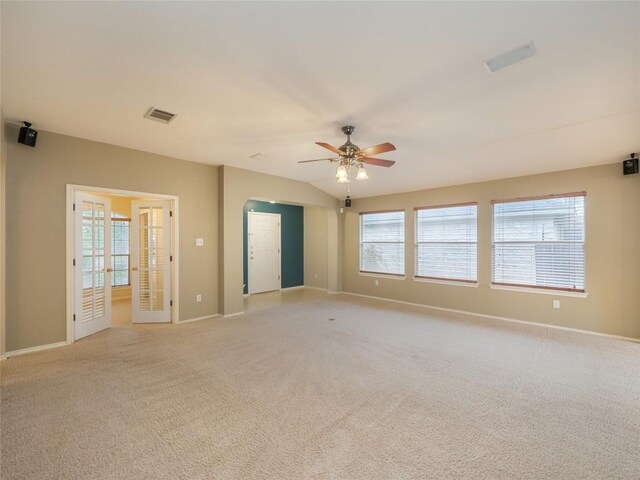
left=243, top=200, right=304, bottom=294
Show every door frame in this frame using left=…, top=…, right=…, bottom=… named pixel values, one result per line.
left=65, top=184, right=180, bottom=345
left=247, top=211, right=281, bottom=295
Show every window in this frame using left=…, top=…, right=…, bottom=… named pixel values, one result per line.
left=360, top=210, right=405, bottom=276
left=111, top=213, right=130, bottom=287
left=492, top=192, right=585, bottom=292
left=415, top=203, right=477, bottom=283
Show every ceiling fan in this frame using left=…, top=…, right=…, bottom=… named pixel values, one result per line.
left=298, top=126, right=396, bottom=185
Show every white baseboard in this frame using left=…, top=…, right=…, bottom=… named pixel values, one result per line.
left=281, top=285, right=304, bottom=292
left=340, top=291, right=640, bottom=344
left=303, top=285, right=328, bottom=291
left=5, top=341, right=68, bottom=358
left=224, top=311, right=245, bottom=318
left=178, top=314, right=221, bottom=325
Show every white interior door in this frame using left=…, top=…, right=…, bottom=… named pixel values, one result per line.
left=75, top=193, right=112, bottom=340
left=131, top=200, right=171, bottom=323
left=248, top=212, right=281, bottom=294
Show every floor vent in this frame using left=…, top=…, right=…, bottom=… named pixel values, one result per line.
left=328, top=318, right=335, bottom=321
left=144, top=107, right=177, bottom=124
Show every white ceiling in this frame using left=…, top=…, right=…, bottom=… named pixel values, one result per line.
left=2, top=1, right=639, bottom=199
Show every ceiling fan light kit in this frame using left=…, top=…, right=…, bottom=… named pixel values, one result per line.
left=298, top=125, right=397, bottom=189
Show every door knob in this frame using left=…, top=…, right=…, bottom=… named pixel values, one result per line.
left=131, top=267, right=138, bottom=271
left=106, top=268, right=113, bottom=273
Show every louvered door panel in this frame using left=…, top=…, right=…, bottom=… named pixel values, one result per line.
left=131, top=201, right=171, bottom=323
left=75, top=193, right=112, bottom=340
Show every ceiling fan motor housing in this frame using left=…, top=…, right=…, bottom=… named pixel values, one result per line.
left=339, top=125, right=359, bottom=157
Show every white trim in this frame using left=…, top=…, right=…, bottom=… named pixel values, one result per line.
left=224, top=311, right=245, bottom=318
left=66, top=184, right=180, bottom=347
left=490, top=284, right=589, bottom=298
left=5, top=341, right=67, bottom=358
left=413, top=277, right=478, bottom=288
left=359, top=272, right=406, bottom=280
left=281, top=285, right=304, bottom=292
left=178, top=314, right=221, bottom=324
left=340, top=291, right=640, bottom=343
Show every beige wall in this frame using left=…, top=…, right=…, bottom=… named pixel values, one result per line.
left=304, top=206, right=329, bottom=289
left=109, top=195, right=133, bottom=217
left=220, top=166, right=340, bottom=315
left=0, top=113, right=6, bottom=355
left=5, top=128, right=220, bottom=351
left=342, top=163, right=640, bottom=339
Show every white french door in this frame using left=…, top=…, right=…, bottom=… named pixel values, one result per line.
left=248, top=212, right=281, bottom=294
left=131, top=200, right=172, bottom=323
left=75, top=193, right=112, bottom=340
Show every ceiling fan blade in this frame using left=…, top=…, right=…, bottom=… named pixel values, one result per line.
left=297, top=158, right=336, bottom=163
left=357, top=142, right=396, bottom=157
left=316, top=142, right=344, bottom=155
left=362, top=157, right=396, bottom=167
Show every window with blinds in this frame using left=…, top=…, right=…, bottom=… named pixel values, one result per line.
left=360, top=210, right=405, bottom=276
left=111, top=214, right=130, bottom=287
left=492, top=193, right=585, bottom=292
left=415, top=203, right=477, bottom=282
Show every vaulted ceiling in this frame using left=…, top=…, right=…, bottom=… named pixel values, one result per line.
left=2, top=1, right=638, bottom=198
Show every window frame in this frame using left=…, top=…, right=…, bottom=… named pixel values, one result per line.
left=359, top=209, right=406, bottom=277
left=491, top=191, right=586, bottom=293
left=414, top=202, right=478, bottom=284
left=111, top=214, right=131, bottom=288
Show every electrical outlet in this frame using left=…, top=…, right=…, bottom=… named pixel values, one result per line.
left=196, top=238, right=204, bottom=247
left=374, top=280, right=379, bottom=286
left=553, top=300, right=560, bottom=309
left=196, top=294, right=202, bottom=302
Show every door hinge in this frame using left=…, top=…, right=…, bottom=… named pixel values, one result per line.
left=73, top=259, right=76, bottom=266
left=73, top=314, right=76, bottom=322
left=170, top=210, right=173, bottom=217
left=170, top=300, right=173, bottom=307
left=278, top=275, right=281, bottom=280
left=170, top=255, right=173, bottom=262
left=278, top=248, right=280, bottom=253
left=73, top=203, right=76, bottom=211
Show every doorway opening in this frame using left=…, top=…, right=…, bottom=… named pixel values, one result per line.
left=66, top=185, right=179, bottom=343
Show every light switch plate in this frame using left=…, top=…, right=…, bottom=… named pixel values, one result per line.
left=196, top=238, right=204, bottom=247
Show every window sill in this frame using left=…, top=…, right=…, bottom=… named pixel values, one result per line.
left=413, top=277, right=478, bottom=288
left=490, top=284, right=589, bottom=298
left=359, top=272, right=406, bottom=281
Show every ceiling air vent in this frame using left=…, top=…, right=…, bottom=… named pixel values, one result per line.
left=144, top=107, right=177, bottom=124
left=485, top=41, right=537, bottom=73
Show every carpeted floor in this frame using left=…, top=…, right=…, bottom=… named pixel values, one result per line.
left=1, top=294, right=639, bottom=479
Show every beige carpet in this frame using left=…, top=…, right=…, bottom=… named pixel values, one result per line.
left=1, top=294, right=639, bottom=479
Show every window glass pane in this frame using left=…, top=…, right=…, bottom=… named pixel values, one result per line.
left=360, top=211, right=405, bottom=275
left=415, top=205, right=477, bottom=282
left=111, top=217, right=130, bottom=286
left=492, top=195, right=585, bottom=290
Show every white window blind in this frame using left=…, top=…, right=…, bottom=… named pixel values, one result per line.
left=360, top=210, right=405, bottom=275
left=492, top=193, right=585, bottom=292
left=415, top=203, right=477, bottom=282
left=111, top=214, right=130, bottom=287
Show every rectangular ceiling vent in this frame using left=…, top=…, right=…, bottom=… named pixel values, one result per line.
left=485, top=41, right=537, bottom=73
left=144, top=107, right=177, bottom=124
